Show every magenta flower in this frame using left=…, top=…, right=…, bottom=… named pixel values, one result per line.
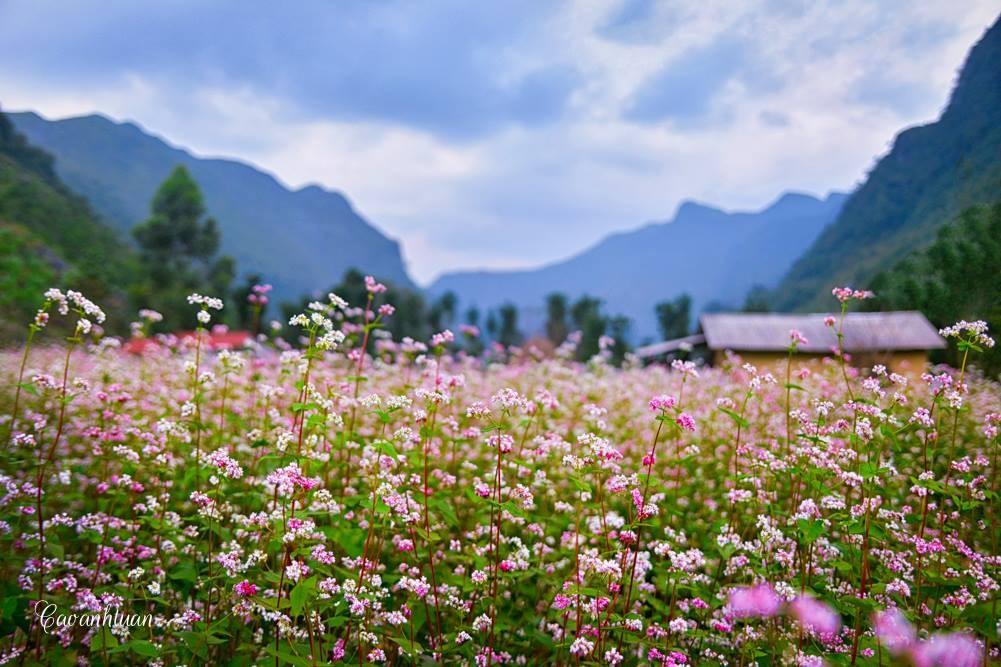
left=910, top=633, right=982, bottom=667
left=364, top=275, right=387, bottom=294
left=873, top=608, right=915, bottom=654
left=789, top=595, right=840, bottom=636
left=789, top=328, right=808, bottom=346
left=675, top=412, right=696, bottom=432
left=233, top=580, right=257, bottom=597
left=648, top=394, right=677, bottom=412
left=728, top=583, right=781, bottom=618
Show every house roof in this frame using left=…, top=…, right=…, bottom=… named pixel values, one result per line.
left=635, top=333, right=706, bottom=359
left=699, top=311, right=946, bottom=353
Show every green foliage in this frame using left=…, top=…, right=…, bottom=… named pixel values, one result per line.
left=0, top=225, right=55, bottom=339
left=428, top=291, right=457, bottom=332
left=865, top=203, right=1001, bottom=375
left=544, top=293, right=569, bottom=346
left=741, top=285, right=771, bottom=313
left=571, top=295, right=605, bottom=360
left=282, top=268, right=432, bottom=346
left=0, top=111, right=137, bottom=339
left=131, top=166, right=235, bottom=328
left=496, top=303, right=522, bottom=348
left=771, top=18, right=1001, bottom=311
left=655, top=293, right=691, bottom=340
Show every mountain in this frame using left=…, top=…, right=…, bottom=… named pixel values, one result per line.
left=0, top=110, right=136, bottom=338
left=430, top=191, right=847, bottom=339
left=8, top=111, right=415, bottom=307
left=770, top=16, right=1001, bottom=312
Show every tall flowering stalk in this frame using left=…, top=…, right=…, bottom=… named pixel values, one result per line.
left=186, top=294, right=224, bottom=490
left=25, top=289, right=104, bottom=654
left=6, top=293, right=63, bottom=450
left=345, top=277, right=389, bottom=488
left=0, top=285, right=997, bottom=665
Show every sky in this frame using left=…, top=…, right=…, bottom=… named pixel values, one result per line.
left=0, top=1, right=997, bottom=285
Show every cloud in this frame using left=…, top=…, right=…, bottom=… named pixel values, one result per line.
left=0, top=0, right=579, bottom=140
left=597, top=0, right=667, bottom=44
left=624, top=34, right=753, bottom=125
left=0, top=0, right=997, bottom=283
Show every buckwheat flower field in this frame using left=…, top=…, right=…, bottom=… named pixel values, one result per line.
left=1, top=285, right=998, bottom=666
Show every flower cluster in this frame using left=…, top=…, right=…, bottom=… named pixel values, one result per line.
left=1, top=288, right=997, bottom=666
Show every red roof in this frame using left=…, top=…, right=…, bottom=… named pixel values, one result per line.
left=123, top=330, right=253, bottom=355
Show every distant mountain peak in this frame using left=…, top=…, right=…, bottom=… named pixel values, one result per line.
left=673, top=199, right=722, bottom=221
left=770, top=15, right=1001, bottom=311
left=431, top=190, right=845, bottom=339
left=11, top=111, right=415, bottom=304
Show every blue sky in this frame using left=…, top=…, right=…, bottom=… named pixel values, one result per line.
left=0, top=1, right=997, bottom=283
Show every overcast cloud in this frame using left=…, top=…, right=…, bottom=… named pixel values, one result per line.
left=0, top=0, right=996, bottom=283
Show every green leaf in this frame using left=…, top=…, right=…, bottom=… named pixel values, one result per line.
left=90, top=628, right=119, bottom=651
left=289, top=576, right=317, bottom=617
left=168, top=563, right=198, bottom=584
left=125, top=640, right=159, bottom=657
left=797, top=518, right=826, bottom=543
left=859, top=462, right=879, bottom=479
left=719, top=407, right=749, bottom=428
left=264, top=646, right=314, bottom=667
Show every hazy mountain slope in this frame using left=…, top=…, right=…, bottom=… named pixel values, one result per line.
left=9, top=112, right=415, bottom=305
left=430, top=192, right=846, bottom=339
left=770, top=16, right=1001, bottom=311
left=0, top=110, right=136, bottom=337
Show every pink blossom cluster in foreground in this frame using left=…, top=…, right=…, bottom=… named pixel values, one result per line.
left=0, top=284, right=998, bottom=666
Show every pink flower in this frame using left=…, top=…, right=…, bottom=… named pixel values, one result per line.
left=431, top=329, right=455, bottom=347
left=832, top=286, right=875, bottom=303
left=789, top=595, right=840, bottom=636
left=910, top=633, right=982, bottom=667
left=233, top=580, right=257, bottom=597
left=824, top=315, right=836, bottom=327
left=728, top=583, right=781, bottom=618
left=873, top=608, right=915, bottom=653
left=378, top=304, right=395, bottom=316
left=675, top=412, right=696, bottom=432
left=364, top=275, right=387, bottom=294
left=648, top=394, right=676, bottom=412
left=789, top=329, right=808, bottom=346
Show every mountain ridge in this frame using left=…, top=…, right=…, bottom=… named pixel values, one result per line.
left=431, top=190, right=847, bottom=339
left=769, top=16, right=1001, bottom=311
left=9, top=110, right=416, bottom=307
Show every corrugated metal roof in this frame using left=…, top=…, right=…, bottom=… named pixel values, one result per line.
left=635, top=334, right=706, bottom=359
left=699, top=311, right=946, bottom=353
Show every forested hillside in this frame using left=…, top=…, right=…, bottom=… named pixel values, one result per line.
left=771, top=17, right=1001, bottom=311
left=0, top=110, right=136, bottom=338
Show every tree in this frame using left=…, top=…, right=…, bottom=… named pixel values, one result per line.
left=282, top=268, right=430, bottom=348
left=544, top=293, right=569, bottom=345
left=866, top=203, right=1001, bottom=375
left=428, top=291, right=457, bottom=332
left=654, top=294, right=691, bottom=341
left=463, top=306, right=485, bottom=356
left=232, top=273, right=264, bottom=329
left=742, top=285, right=771, bottom=313
left=571, top=295, right=606, bottom=360
left=132, top=165, right=235, bottom=328
left=485, top=311, right=498, bottom=341
left=496, top=303, right=522, bottom=348
left=607, top=315, right=631, bottom=366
